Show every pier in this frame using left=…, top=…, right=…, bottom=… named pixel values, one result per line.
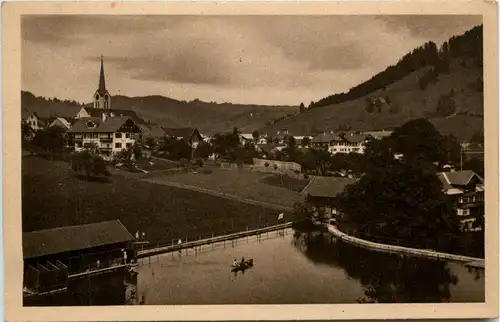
left=137, top=222, right=292, bottom=258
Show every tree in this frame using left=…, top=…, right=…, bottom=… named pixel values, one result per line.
left=463, top=157, right=484, bottom=178
left=301, top=137, right=311, bottom=147
left=365, top=98, right=375, bottom=113
left=31, top=126, right=66, bottom=159
left=436, top=93, right=456, bottom=117
left=335, top=161, right=460, bottom=252
left=470, top=131, right=484, bottom=144
left=252, top=130, right=260, bottom=142
left=440, top=135, right=461, bottom=166
left=21, top=121, right=33, bottom=147
left=299, top=102, right=306, bottom=113
left=143, top=137, right=156, bottom=149
left=70, top=150, right=110, bottom=181
left=195, top=141, right=212, bottom=159
left=390, top=118, right=445, bottom=163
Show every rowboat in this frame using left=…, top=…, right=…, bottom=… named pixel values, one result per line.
left=231, top=259, right=254, bottom=272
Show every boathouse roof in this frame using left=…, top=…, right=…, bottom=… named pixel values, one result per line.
left=23, top=220, right=134, bottom=259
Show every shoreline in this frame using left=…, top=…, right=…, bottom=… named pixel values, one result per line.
left=326, top=224, right=484, bottom=268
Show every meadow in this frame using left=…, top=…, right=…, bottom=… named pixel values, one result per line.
left=22, top=156, right=290, bottom=247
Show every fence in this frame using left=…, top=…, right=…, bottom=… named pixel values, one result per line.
left=326, top=224, right=484, bottom=267
left=137, top=222, right=292, bottom=259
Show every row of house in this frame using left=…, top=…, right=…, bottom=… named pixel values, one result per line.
left=301, top=168, right=485, bottom=233
left=237, top=129, right=393, bottom=158
left=22, top=57, right=205, bottom=161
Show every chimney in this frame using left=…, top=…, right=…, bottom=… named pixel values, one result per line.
left=102, top=112, right=107, bottom=123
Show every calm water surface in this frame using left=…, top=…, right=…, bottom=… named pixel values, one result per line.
left=136, top=229, right=484, bottom=304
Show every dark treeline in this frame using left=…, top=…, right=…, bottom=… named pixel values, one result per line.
left=22, top=90, right=85, bottom=107
left=309, top=25, right=483, bottom=109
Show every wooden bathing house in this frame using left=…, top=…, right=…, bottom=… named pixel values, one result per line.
left=23, top=220, right=137, bottom=299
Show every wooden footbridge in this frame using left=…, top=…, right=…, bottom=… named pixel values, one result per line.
left=137, top=222, right=292, bottom=259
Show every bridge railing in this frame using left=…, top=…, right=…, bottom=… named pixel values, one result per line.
left=137, top=222, right=292, bottom=258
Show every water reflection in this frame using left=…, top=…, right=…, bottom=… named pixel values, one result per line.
left=23, top=269, right=135, bottom=306
left=292, top=230, right=484, bottom=303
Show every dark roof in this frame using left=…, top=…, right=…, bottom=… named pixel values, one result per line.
left=311, top=133, right=342, bottom=144
left=437, top=170, right=484, bottom=190
left=301, top=176, right=358, bottom=198
left=82, top=107, right=146, bottom=124
left=68, top=116, right=140, bottom=133
left=343, top=133, right=370, bottom=143
left=162, top=127, right=201, bottom=140
left=139, top=124, right=165, bottom=139
left=363, top=130, right=393, bottom=139
left=23, top=220, right=134, bottom=259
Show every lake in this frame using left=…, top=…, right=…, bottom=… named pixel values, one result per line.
left=136, top=229, right=484, bottom=304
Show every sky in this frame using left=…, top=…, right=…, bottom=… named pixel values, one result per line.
left=22, top=15, right=482, bottom=106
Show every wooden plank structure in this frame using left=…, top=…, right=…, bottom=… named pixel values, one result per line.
left=137, top=222, right=292, bottom=258
left=23, top=220, right=137, bottom=297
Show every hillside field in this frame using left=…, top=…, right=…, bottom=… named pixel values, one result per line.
left=261, top=59, right=484, bottom=142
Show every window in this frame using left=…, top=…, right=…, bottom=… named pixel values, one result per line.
left=84, top=134, right=91, bottom=139
left=115, top=133, right=122, bottom=138
left=125, top=133, right=130, bottom=139
left=458, top=208, right=471, bottom=216
left=115, top=142, right=122, bottom=149
left=92, top=133, right=98, bottom=139
left=126, top=143, right=132, bottom=148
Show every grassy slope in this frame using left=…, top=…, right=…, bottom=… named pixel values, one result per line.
left=261, top=59, right=483, bottom=142
left=22, top=157, right=288, bottom=246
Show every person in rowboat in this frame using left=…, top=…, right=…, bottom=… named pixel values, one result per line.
left=241, top=257, right=245, bottom=265
left=232, top=259, right=238, bottom=268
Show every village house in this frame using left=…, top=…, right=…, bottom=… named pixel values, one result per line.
left=239, top=133, right=255, bottom=145
left=162, top=127, right=204, bottom=149
left=436, top=170, right=485, bottom=232
left=362, top=130, right=393, bottom=140
left=311, top=132, right=369, bottom=155
left=22, top=104, right=81, bottom=133
left=300, top=176, right=358, bottom=223
left=49, top=117, right=72, bottom=131
left=67, top=113, right=142, bottom=161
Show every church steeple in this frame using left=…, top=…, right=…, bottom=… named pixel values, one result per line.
left=93, top=55, right=111, bottom=110
left=98, top=55, right=106, bottom=94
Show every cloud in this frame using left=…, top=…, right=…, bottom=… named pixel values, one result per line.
left=22, top=15, right=482, bottom=105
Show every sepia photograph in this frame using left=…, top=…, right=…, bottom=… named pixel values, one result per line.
left=2, top=1, right=499, bottom=321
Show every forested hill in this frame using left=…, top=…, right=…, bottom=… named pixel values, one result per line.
left=261, top=25, right=484, bottom=142
left=21, top=91, right=298, bottom=134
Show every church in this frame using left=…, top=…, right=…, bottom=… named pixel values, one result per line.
left=93, top=55, right=111, bottom=110
left=68, top=56, right=143, bottom=160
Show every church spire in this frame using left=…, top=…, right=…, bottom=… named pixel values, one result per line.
left=98, top=55, right=106, bottom=94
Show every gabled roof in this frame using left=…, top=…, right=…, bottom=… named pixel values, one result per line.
left=437, top=170, right=484, bottom=190
left=240, top=133, right=254, bottom=140
left=68, top=116, right=140, bottom=133
left=82, top=107, right=146, bottom=125
left=311, top=133, right=342, bottom=144
left=139, top=124, right=165, bottom=139
left=363, top=130, right=393, bottom=139
left=301, top=176, right=358, bottom=198
left=23, top=220, right=134, bottom=259
left=343, top=133, right=370, bottom=143
left=50, top=117, right=72, bottom=129
left=162, top=127, right=201, bottom=141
